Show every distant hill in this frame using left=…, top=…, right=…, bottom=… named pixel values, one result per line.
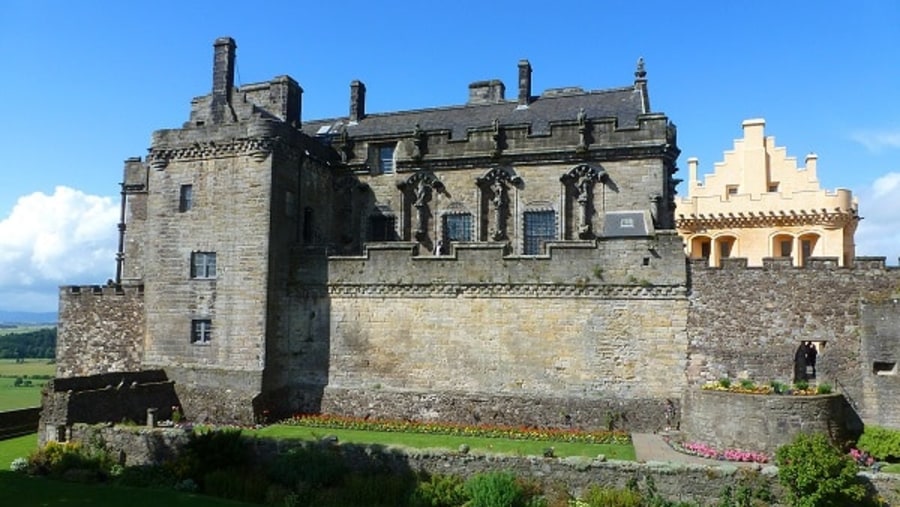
left=0, top=311, right=58, bottom=325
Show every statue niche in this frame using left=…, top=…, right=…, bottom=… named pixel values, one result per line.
left=561, top=164, right=606, bottom=239
left=477, top=167, right=523, bottom=242
left=397, top=172, right=444, bottom=247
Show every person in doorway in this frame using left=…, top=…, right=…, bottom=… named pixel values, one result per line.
left=794, top=342, right=808, bottom=382
left=806, top=341, right=818, bottom=377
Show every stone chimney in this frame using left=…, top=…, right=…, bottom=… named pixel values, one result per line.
left=518, top=60, right=532, bottom=107
left=211, top=37, right=236, bottom=124
left=687, top=157, right=699, bottom=188
left=350, top=80, right=366, bottom=123
left=468, top=80, right=505, bottom=105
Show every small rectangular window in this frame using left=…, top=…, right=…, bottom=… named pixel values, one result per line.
left=443, top=213, right=473, bottom=242
left=191, top=319, right=212, bottom=344
left=179, top=185, right=193, bottom=212
left=768, top=183, right=779, bottom=192
left=523, top=210, right=556, bottom=255
left=725, top=185, right=738, bottom=199
left=368, top=215, right=397, bottom=241
left=190, top=252, right=217, bottom=279
left=378, top=145, right=395, bottom=174
left=874, top=361, right=896, bottom=375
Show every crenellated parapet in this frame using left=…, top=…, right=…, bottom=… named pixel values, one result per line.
left=688, top=256, right=896, bottom=272
left=57, top=284, right=145, bottom=379
left=306, top=232, right=687, bottom=297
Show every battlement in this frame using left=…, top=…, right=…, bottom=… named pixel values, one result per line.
left=314, top=232, right=687, bottom=291
left=688, top=256, right=897, bottom=271
left=62, top=284, right=145, bottom=297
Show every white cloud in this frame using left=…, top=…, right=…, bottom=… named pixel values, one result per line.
left=854, top=171, right=900, bottom=264
left=0, top=187, right=118, bottom=311
left=850, top=129, right=900, bottom=152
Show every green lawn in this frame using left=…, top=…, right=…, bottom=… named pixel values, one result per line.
left=0, top=432, right=38, bottom=468
left=252, top=424, right=635, bottom=459
left=0, top=358, right=55, bottom=410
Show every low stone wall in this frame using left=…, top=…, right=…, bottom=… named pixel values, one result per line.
left=40, top=370, right=181, bottom=445
left=66, top=424, right=900, bottom=506
left=0, top=407, right=40, bottom=439
left=681, top=390, right=856, bottom=454
left=321, top=387, right=679, bottom=433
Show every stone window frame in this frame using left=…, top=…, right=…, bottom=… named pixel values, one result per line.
left=522, top=207, right=557, bottom=256
left=367, top=209, right=398, bottom=242
left=179, top=184, right=193, bottom=212
left=190, top=251, right=217, bottom=279
left=442, top=210, right=474, bottom=243
left=191, top=319, right=212, bottom=345
left=374, top=143, right=396, bottom=175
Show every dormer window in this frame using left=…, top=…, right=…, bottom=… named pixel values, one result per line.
left=378, top=144, right=395, bottom=174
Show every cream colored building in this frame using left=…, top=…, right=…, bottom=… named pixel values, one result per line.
left=676, top=118, right=858, bottom=266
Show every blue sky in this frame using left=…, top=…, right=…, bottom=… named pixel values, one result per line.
left=0, top=1, right=898, bottom=312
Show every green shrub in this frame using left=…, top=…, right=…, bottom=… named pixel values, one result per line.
left=267, top=444, right=348, bottom=490
left=27, top=440, right=114, bottom=480
left=113, top=464, right=177, bottom=488
left=465, top=472, right=528, bottom=507
left=816, top=383, right=832, bottom=395
left=739, top=379, right=755, bottom=390
left=203, top=467, right=270, bottom=503
left=770, top=381, right=787, bottom=394
left=179, top=427, right=248, bottom=485
left=775, top=433, right=866, bottom=506
left=718, top=378, right=732, bottom=389
left=793, top=380, right=809, bottom=391
left=857, top=425, right=900, bottom=461
left=410, top=473, right=468, bottom=507
left=580, top=485, right=643, bottom=507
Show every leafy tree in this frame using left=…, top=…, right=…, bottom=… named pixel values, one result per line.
left=775, top=433, right=866, bottom=507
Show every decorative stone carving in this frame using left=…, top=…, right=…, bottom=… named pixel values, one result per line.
left=561, top=164, right=607, bottom=239
left=411, top=123, right=426, bottom=161
left=491, top=118, right=505, bottom=158
left=477, top=167, right=523, bottom=241
left=398, top=172, right=445, bottom=241
left=576, top=107, right=592, bottom=155
left=335, top=127, right=354, bottom=163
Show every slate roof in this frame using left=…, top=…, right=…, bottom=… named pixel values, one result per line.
left=302, top=85, right=646, bottom=141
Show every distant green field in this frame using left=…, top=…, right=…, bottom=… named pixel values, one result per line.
left=0, top=325, right=54, bottom=336
left=0, top=359, right=55, bottom=411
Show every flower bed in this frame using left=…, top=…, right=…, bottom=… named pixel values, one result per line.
left=701, top=378, right=829, bottom=396
left=283, top=413, right=631, bottom=445
left=668, top=439, right=770, bottom=464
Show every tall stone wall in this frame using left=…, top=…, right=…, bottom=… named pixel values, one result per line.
left=859, top=298, right=900, bottom=427
left=686, top=256, right=900, bottom=428
left=56, top=284, right=144, bottom=378
left=278, top=234, right=690, bottom=431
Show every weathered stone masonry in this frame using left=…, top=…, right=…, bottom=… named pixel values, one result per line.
left=46, top=37, right=900, bottom=441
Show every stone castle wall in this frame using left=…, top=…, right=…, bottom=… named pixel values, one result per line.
left=56, top=285, right=145, bottom=378
left=686, top=256, right=900, bottom=429
left=681, top=391, right=856, bottom=454
left=859, top=298, right=900, bottom=427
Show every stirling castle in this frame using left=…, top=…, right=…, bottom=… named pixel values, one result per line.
left=45, top=38, right=900, bottom=441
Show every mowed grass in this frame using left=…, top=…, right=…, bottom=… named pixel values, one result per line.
left=252, top=424, right=635, bottom=460
left=0, top=359, right=55, bottom=410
